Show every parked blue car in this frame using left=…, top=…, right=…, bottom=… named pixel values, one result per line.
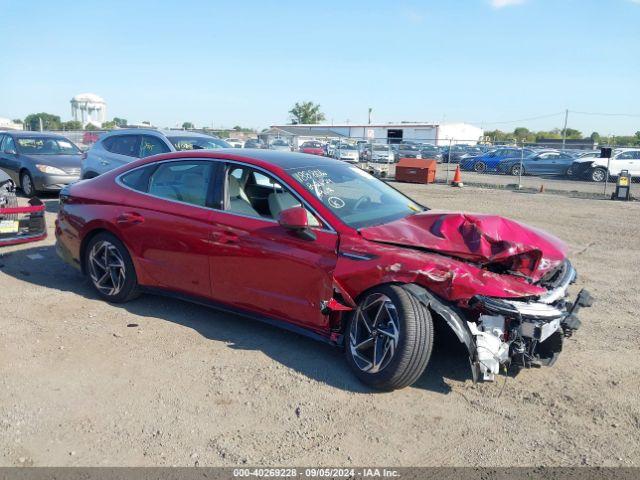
left=461, top=147, right=536, bottom=173
left=496, top=150, right=576, bottom=176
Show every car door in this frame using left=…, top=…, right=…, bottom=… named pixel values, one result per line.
left=115, top=159, right=220, bottom=299
left=208, top=163, right=339, bottom=334
left=99, top=135, right=141, bottom=174
left=529, top=153, right=555, bottom=174
left=0, top=136, right=21, bottom=182
left=553, top=153, right=575, bottom=175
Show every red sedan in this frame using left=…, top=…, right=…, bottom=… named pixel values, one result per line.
left=55, top=150, right=591, bottom=390
left=299, top=141, right=325, bottom=156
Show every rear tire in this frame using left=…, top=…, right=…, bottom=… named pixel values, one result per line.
left=510, top=164, right=524, bottom=176
left=84, top=232, right=140, bottom=303
left=345, top=284, right=433, bottom=391
left=473, top=161, right=487, bottom=173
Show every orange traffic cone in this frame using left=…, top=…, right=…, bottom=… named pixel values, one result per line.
left=539, top=184, right=545, bottom=193
left=451, top=165, right=464, bottom=187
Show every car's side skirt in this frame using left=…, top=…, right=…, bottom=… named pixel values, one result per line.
left=140, top=286, right=337, bottom=346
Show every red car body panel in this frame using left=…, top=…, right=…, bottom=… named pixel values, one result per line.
left=300, top=147, right=325, bottom=156
left=55, top=150, right=571, bottom=341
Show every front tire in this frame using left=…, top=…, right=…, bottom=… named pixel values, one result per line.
left=590, top=167, right=607, bottom=182
left=84, top=232, right=140, bottom=303
left=510, top=164, right=524, bottom=176
left=345, top=284, right=433, bottom=391
left=21, top=171, right=36, bottom=197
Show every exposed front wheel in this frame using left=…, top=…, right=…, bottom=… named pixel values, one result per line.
left=85, top=232, right=140, bottom=303
left=345, top=284, right=433, bottom=391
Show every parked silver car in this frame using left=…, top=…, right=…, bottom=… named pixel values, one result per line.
left=81, top=129, right=230, bottom=178
left=0, top=131, right=82, bottom=196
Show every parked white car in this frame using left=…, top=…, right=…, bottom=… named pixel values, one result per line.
left=333, top=144, right=360, bottom=164
left=226, top=138, right=245, bottom=148
left=571, top=148, right=640, bottom=182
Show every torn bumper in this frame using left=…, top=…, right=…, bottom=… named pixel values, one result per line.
left=406, top=260, right=593, bottom=383
left=0, top=198, right=47, bottom=247
left=468, top=261, right=593, bottom=380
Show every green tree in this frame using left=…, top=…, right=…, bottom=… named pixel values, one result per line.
left=24, top=113, right=61, bottom=131
left=102, top=120, right=117, bottom=130
left=62, top=120, right=83, bottom=130
left=182, top=121, right=194, bottom=129
left=12, top=118, right=23, bottom=124
left=288, top=101, right=326, bottom=124
left=590, top=132, right=601, bottom=143
left=564, top=128, right=583, bottom=139
left=113, top=117, right=128, bottom=127
left=84, top=123, right=99, bottom=131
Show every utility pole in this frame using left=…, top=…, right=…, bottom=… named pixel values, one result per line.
left=561, top=109, right=569, bottom=151
left=368, top=108, right=372, bottom=125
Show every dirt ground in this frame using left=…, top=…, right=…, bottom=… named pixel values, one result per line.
left=1, top=185, right=639, bottom=467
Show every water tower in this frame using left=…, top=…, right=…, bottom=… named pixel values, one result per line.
left=70, top=93, right=107, bottom=127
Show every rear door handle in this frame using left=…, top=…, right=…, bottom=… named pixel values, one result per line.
left=116, top=212, right=144, bottom=225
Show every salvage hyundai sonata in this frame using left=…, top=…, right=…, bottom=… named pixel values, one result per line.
left=55, top=150, right=592, bottom=390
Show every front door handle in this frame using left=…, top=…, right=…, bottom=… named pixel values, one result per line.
left=116, top=212, right=145, bottom=225
left=209, top=229, right=238, bottom=244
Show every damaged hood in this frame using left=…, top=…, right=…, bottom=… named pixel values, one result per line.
left=359, top=212, right=567, bottom=281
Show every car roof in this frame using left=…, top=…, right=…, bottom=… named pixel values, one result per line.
left=100, top=128, right=219, bottom=139
left=131, top=149, right=345, bottom=172
left=5, top=131, right=70, bottom=139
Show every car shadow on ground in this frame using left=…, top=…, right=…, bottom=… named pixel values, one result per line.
left=0, top=244, right=472, bottom=395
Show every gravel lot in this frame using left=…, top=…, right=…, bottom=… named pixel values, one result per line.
left=1, top=185, right=639, bottom=467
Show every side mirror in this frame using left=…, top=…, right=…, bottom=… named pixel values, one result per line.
left=4, top=149, right=16, bottom=155
left=277, top=206, right=315, bottom=240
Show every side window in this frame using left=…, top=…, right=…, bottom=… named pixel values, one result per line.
left=120, top=166, right=153, bottom=192
left=617, top=152, right=634, bottom=160
left=147, top=161, right=214, bottom=207
left=140, top=136, right=170, bottom=158
left=0, top=135, right=5, bottom=151
left=3, top=136, right=16, bottom=153
left=225, top=165, right=320, bottom=226
left=111, top=135, right=140, bottom=157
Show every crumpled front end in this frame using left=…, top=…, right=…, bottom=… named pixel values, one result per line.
left=466, top=260, right=593, bottom=380
left=0, top=180, right=47, bottom=247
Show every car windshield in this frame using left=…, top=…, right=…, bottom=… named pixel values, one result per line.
left=16, top=137, right=80, bottom=155
left=288, top=163, right=424, bottom=229
left=373, top=145, right=390, bottom=151
left=272, top=140, right=288, bottom=146
left=168, top=136, right=230, bottom=150
left=339, top=144, right=356, bottom=150
left=400, top=145, right=419, bottom=151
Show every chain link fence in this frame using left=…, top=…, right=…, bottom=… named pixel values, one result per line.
left=41, top=129, right=640, bottom=198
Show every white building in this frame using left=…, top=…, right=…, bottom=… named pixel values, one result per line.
left=0, top=117, right=23, bottom=131
left=268, top=122, right=483, bottom=146
left=70, top=93, right=107, bottom=127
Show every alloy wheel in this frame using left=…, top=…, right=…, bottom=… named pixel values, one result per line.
left=22, top=174, right=33, bottom=196
left=349, top=293, right=400, bottom=374
left=474, top=162, right=487, bottom=173
left=591, top=169, right=606, bottom=182
left=88, top=241, right=127, bottom=296
left=510, top=165, right=522, bottom=176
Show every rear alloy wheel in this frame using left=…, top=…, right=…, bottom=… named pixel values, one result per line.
left=20, top=171, right=36, bottom=197
left=510, top=164, right=523, bottom=176
left=345, top=284, right=433, bottom=391
left=565, top=166, right=573, bottom=177
left=590, top=167, right=607, bottom=183
left=85, top=233, right=140, bottom=303
left=473, top=161, right=487, bottom=173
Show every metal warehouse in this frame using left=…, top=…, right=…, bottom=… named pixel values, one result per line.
left=265, top=122, right=484, bottom=146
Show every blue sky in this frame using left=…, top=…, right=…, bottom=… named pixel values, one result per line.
left=1, top=0, right=639, bottom=135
